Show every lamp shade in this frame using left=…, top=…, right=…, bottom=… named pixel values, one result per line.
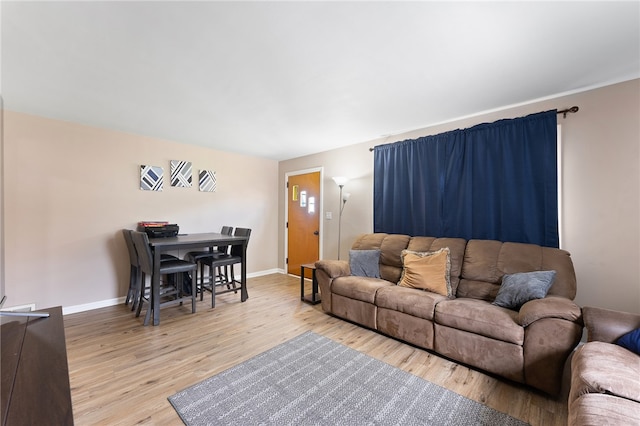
left=332, top=176, right=349, bottom=186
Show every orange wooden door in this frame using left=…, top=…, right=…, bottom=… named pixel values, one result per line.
left=287, top=172, right=320, bottom=277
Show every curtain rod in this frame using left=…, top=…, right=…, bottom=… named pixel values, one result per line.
left=558, top=106, right=579, bottom=118
left=369, top=106, right=579, bottom=151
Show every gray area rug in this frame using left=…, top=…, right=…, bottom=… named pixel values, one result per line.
left=169, top=331, right=529, bottom=426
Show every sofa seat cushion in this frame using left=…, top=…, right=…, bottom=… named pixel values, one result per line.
left=332, top=276, right=393, bottom=304
left=376, top=286, right=447, bottom=321
left=435, top=299, right=524, bottom=345
left=570, top=341, right=640, bottom=404
left=569, top=393, right=640, bottom=426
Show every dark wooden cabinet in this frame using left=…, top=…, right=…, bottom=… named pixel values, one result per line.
left=1, top=306, right=73, bottom=425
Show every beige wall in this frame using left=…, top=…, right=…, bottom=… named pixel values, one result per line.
left=4, top=79, right=638, bottom=315
left=4, top=111, right=280, bottom=312
left=279, top=79, right=640, bottom=314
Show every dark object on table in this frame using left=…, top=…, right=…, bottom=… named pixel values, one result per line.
left=137, top=222, right=179, bottom=238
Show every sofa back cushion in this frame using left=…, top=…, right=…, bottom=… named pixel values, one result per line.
left=351, top=234, right=467, bottom=295
left=350, top=234, right=576, bottom=302
left=458, top=240, right=577, bottom=301
left=398, top=248, right=452, bottom=296
left=352, top=233, right=410, bottom=283
left=407, top=237, right=467, bottom=296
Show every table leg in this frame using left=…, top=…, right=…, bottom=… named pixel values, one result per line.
left=240, top=241, right=248, bottom=302
left=311, top=269, right=319, bottom=303
left=152, top=248, right=162, bottom=326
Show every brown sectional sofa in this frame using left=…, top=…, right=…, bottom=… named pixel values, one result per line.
left=315, top=233, right=583, bottom=396
left=568, top=306, right=640, bottom=425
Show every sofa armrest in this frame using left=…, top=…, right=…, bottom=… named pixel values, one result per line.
left=314, top=260, right=350, bottom=313
left=517, top=296, right=582, bottom=327
left=583, top=306, right=640, bottom=343
left=314, top=260, right=350, bottom=278
left=520, top=297, right=583, bottom=395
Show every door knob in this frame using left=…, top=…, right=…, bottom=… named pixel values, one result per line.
left=313, top=230, right=319, bottom=235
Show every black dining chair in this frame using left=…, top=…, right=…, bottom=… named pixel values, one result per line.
left=200, top=227, right=251, bottom=308
left=123, top=229, right=142, bottom=310
left=131, top=230, right=198, bottom=325
left=123, top=229, right=181, bottom=312
left=184, top=226, right=233, bottom=299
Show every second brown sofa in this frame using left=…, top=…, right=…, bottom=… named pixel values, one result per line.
left=568, top=306, right=640, bottom=425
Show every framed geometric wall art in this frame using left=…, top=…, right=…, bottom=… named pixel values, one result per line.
left=199, top=170, right=217, bottom=192
left=171, top=160, right=192, bottom=187
left=140, top=165, right=163, bottom=191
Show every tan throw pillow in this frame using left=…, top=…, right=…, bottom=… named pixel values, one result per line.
left=398, top=248, right=452, bottom=297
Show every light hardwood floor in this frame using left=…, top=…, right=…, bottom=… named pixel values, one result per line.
left=64, top=274, right=568, bottom=425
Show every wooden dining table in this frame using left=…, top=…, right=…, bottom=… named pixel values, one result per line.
left=147, top=232, right=249, bottom=326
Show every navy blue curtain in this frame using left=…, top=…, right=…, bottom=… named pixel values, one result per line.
left=373, top=110, right=558, bottom=247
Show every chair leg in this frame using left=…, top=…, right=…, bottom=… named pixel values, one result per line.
left=195, top=256, right=204, bottom=298
left=177, top=273, right=183, bottom=306
left=199, top=261, right=206, bottom=301
left=194, top=263, right=199, bottom=299
left=131, top=267, right=142, bottom=312
left=137, top=273, right=154, bottom=325
left=143, top=298, right=152, bottom=326
left=136, top=273, right=147, bottom=319
left=230, top=267, right=238, bottom=293
left=219, top=265, right=232, bottom=290
left=190, top=272, right=196, bottom=314
left=125, top=265, right=135, bottom=305
left=191, top=262, right=198, bottom=299
left=217, top=265, right=225, bottom=283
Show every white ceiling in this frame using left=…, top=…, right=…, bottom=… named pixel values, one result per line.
left=2, top=1, right=639, bottom=161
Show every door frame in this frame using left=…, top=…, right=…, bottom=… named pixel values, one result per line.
left=284, top=167, right=324, bottom=274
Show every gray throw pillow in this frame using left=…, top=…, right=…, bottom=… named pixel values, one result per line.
left=492, top=270, right=556, bottom=310
left=349, top=249, right=381, bottom=278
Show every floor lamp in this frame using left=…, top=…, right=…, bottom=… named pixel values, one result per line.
left=332, top=177, right=350, bottom=259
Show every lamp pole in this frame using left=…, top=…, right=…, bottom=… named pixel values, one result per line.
left=337, top=184, right=344, bottom=260
left=333, top=176, right=349, bottom=260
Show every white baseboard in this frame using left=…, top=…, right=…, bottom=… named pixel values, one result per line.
left=63, top=297, right=125, bottom=315
left=251, top=268, right=286, bottom=276
left=62, top=269, right=286, bottom=315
